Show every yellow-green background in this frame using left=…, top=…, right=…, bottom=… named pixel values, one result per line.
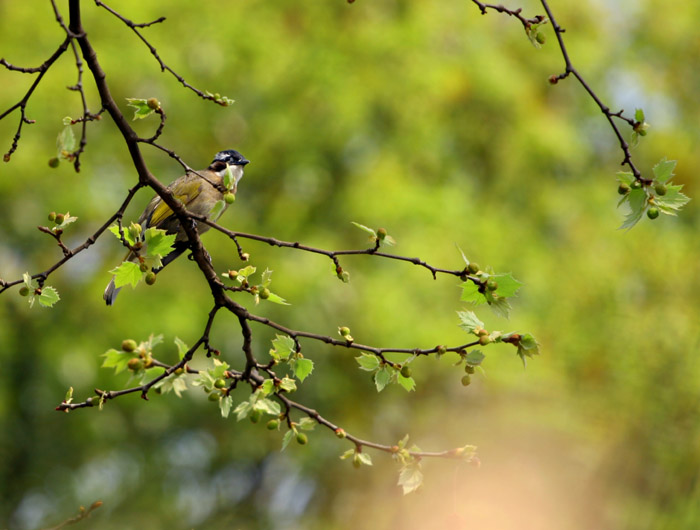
left=1, top=1, right=698, bottom=528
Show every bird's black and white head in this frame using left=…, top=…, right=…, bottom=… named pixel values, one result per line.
left=209, top=149, right=250, bottom=186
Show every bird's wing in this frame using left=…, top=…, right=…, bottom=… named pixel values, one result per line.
left=147, top=177, right=203, bottom=228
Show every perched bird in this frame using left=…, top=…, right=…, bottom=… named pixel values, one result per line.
left=103, top=149, right=250, bottom=305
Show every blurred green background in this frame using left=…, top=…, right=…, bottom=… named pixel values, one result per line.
left=1, top=0, right=699, bottom=528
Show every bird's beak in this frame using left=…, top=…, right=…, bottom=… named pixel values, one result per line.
left=238, top=158, right=250, bottom=166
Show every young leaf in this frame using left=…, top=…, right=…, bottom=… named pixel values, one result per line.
left=634, top=108, right=645, bottom=123
left=174, top=337, right=189, bottom=359
left=153, top=374, right=187, bottom=397
left=356, top=452, right=373, bottom=466
left=398, top=464, right=423, bottom=495
left=265, top=292, right=290, bottom=305
left=652, top=158, right=676, bottom=184
left=269, top=335, right=295, bottom=361
left=491, top=273, right=522, bottom=298
left=108, top=224, right=136, bottom=246
left=355, top=353, right=380, bottom=372
left=102, top=349, right=130, bottom=374
left=144, top=228, right=176, bottom=258
left=281, top=429, right=295, bottom=451
left=465, top=349, right=485, bottom=366
left=110, top=261, right=143, bottom=289
left=279, top=378, right=297, bottom=393
left=296, top=417, right=317, bottom=431
left=619, top=188, right=647, bottom=230
left=457, top=310, right=484, bottom=334
left=260, top=379, right=275, bottom=396
left=374, top=366, right=392, bottom=392
left=126, top=98, right=155, bottom=120
left=655, top=185, right=690, bottom=215
left=397, top=374, right=416, bottom=392
left=223, top=164, right=235, bottom=190
left=209, top=199, right=226, bottom=222
left=233, top=400, right=253, bottom=421
left=38, top=286, right=60, bottom=308
left=219, top=395, right=233, bottom=418
left=293, top=358, right=314, bottom=382
left=254, top=398, right=281, bottom=416
left=351, top=222, right=377, bottom=238
left=461, top=282, right=487, bottom=305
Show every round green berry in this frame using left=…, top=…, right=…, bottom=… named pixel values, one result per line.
left=467, top=262, right=480, bottom=274
left=259, top=287, right=270, bottom=299
left=48, top=157, right=60, bottom=168
left=19, top=286, right=30, bottom=297
left=55, top=213, right=65, bottom=224
left=139, top=262, right=149, bottom=273
left=339, top=326, right=351, bottom=337
left=377, top=227, right=387, bottom=240
left=486, top=279, right=498, bottom=291
left=224, top=192, right=236, bottom=204
left=48, top=211, right=57, bottom=222
left=267, top=419, right=280, bottom=430
left=121, top=339, right=138, bottom=352
left=535, top=32, right=546, bottom=44
left=208, top=391, right=221, bottom=402
left=145, top=271, right=157, bottom=285
left=461, top=374, right=472, bottom=386
left=618, top=183, right=630, bottom=195
left=478, top=335, right=491, bottom=346
left=654, top=183, right=667, bottom=196
left=296, top=432, right=308, bottom=445
left=464, top=364, right=475, bottom=374
left=647, top=207, right=660, bottom=220
left=214, top=378, right=226, bottom=389
left=400, top=365, right=412, bottom=378
left=250, top=410, right=262, bottom=423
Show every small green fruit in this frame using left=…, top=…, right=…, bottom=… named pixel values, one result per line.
left=55, top=213, right=65, bottom=224
left=486, top=279, right=498, bottom=291
left=467, top=262, right=480, bottom=274
left=214, top=378, right=226, bottom=389
left=377, top=227, right=387, bottom=240
left=208, top=391, right=221, bottom=402
left=127, top=358, right=143, bottom=371
left=461, top=374, right=471, bottom=386
left=139, top=262, right=149, bottom=273
left=259, top=287, right=270, bottom=299
left=647, top=207, right=660, bottom=220
left=618, top=183, right=631, bottom=195
left=339, top=326, right=351, bottom=337
left=400, top=365, right=412, bottom=378
left=250, top=409, right=262, bottom=423
left=19, top=286, right=30, bottom=297
left=121, top=339, right=138, bottom=352
left=48, top=211, right=57, bottom=222
left=478, top=335, right=491, bottom=346
left=631, top=180, right=642, bottom=189
left=145, top=271, right=157, bottom=285
left=335, top=428, right=346, bottom=439
left=48, top=157, right=60, bottom=168
left=224, top=192, right=236, bottom=204
left=146, top=98, right=160, bottom=110
left=654, top=183, right=667, bottom=196
left=267, top=419, right=279, bottom=430
left=535, top=32, right=546, bottom=44
left=465, top=364, right=475, bottom=374
left=296, top=432, right=308, bottom=445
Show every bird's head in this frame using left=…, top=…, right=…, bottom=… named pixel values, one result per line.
left=208, top=149, right=250, bottom=188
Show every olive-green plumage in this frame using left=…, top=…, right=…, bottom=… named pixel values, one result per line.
left=103, top=149, right=249, bottom=305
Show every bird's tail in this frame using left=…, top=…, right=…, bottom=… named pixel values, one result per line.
left=103, top=277, right=121, bottom=306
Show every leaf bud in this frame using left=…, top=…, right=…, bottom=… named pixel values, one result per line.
left=377, top=227, right=387, bottom=240
left=241, top=252, right=250, bottom=261
left=618, top=183, right=631, bottom=195
left=55, top=213, right=65, bottom=224
left=339, top=326, right=351, bottom=337
left=335, top=428, right=346, bottom=439
left=146, top=98, right=160, bottom=110
left=436, top=345, right=447, bottom=355
left=467, top=262, right=480, bottom=274
left=121, top=339, right=138, bottom=352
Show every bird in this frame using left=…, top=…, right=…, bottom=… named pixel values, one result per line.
left=103, top=149, right=250, bottom=305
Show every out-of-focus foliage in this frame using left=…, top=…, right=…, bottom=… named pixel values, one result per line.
left=0, top=0, right=698, bottom=528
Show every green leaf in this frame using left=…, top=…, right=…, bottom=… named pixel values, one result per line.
left=144, top=227, right=176, bottom=258
left=486, top=294, right=512, bottom=319
left=223, top=164, right=235, bottom=190
left=397, top=374, right=416, bottom=392
left=265, top=292, right=290, bottom=305
left=355, top=353, right=380, bottom=372
left=279, top=377, right=297, bottom=393
left=374, top=366, right=391, bottom=392
left=64, top=386, right=74, bottom=403
left=261, top=268, right=273, bottom=288
left=210, top=358, right=229, bottom=379
left=293, top=358, right=314, bottom=382
left=102, top=349, right=130, bottom=374
left=652, top=158, right=676, bottom=184
left=465, top=349, right=485, bottom=366
left=616, top=171, right=635, bottom=186
left=619, top=188, right=647, bottom=230
left=269, top=335, right=295, bottom=361
left=635, top=108, right=645, bottom=123
left=56, top=124, right=76, bottom=156
left=219, top=395, right=233, bottom=418
left=460, top=282, right=487, bottom=305
left=655, top=185, right=690, bottom=215
left=457, top=310, right=484, bottom=334
left=340, top=449, right=355, bottom=460
left=126, top=98, right=155, bottom=120
left=38, top=285, right=60, bottom=307
left=108, top=224, right=136, bottom=246
left=356, top=452, right=373, bottom=466
left=398, top=464, right=423, bottom=495
left=296, top=417, right=316, bottom=431
left=233, top=400, right=253, bottom=421
left=209, top=199, right=226, bottom=222
left=174, top=337, right=189, bottom=359
left=491, top=273, right=522, bottom=298
left=237, top=265, right=257, bottom=279
left=351, top=221, right=377, bottom=237
left=517, top=333, right=540, bottom=367
left=281, top=429, right=295, bottom=451
left=109, top=261, right=143, bottom=289
left=254, top=398, right=281, bottom=416
left=153, top=374, right=187, bottom=397
left=260, top=379, right=275, bottom=396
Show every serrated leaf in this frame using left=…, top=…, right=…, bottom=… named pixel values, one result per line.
left=270, top=335, right=295, bottom=361
left=261, top=268, right=273, bottom=288
left=297, top=417, right=316, bottom=431
left=655, top=185, right=690, bottom=215
left=619, top=188, right=647, bottom=230
left=219, top=395, right=233, bottom=418
left=491, top=273, right=522, bottom=298
left=465, top=349, right=485, bottom=366
left=144, top=227, right=176, bottom=258
left=102, top=349, right=130, bottom=374
left=38, top=285, right=60, bottom=307
left=22, top=272, right=35, bottom=290
left=279, top=377, right=297, bottom=393
left=374, top=366, right=391, bottom=392
left=293, top=358, right=314, bottom=382
left=457, top=310, right=484, bottom=334
left=351, top=222, right=377, bottom=237
left=461, top=282, right=487, bottom=305
left=154, top=374, right=188, bottom=397
left=126, top=98, right=155, bottom=120
left=356, top=452, right=373, bottom=466
left=397, top=374, right=416, bottom=392
left=652, top=158, right=676, bottom=184
left=398, top=465, right=423, bottom=495
left=210, top=358, right=229, bottom=379
left=281, top=429, right=295, bottom=451
left=238, top=265, right=257, bottom=279
left=486, top=295, right=512, bottom=319
left=109, top=261, right=143, bottom=289
left=355, top=353, right=380, bottom=372
left=265, top=292, right=290, bottom=305
left=233, top=400, right=253, bottom=421
left=254, top=398, right=281, bottom=416
left=616, top=171, right=635, bottom=186
left=260, top=379, right=275, bottom=396
left=108, top=224, right=136, bottom=246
